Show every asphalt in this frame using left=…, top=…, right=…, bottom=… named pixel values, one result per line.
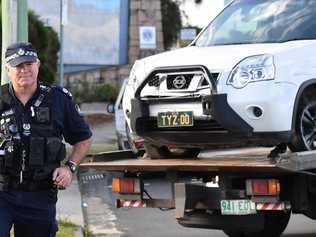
left=56, top=177, right=84, bottom=226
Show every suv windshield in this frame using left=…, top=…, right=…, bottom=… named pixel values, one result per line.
left=195, top=0, right=316, bottom=46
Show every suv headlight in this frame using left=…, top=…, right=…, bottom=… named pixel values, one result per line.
left=227, top=55, right=275, bottom=89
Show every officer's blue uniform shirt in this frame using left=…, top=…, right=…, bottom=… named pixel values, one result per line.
left=6, top=82, right=92, bottom=145
left=0, top=82, right=92, bottom=237
left=49, top=86, right=92, bottom=145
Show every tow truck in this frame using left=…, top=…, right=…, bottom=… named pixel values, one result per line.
left=79, top=147, right=316, bottom=237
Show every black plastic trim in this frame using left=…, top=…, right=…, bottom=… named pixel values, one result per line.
left=210, top=94, right=253, bottom=134
left=143, top=96, right=201, bottom=104
left=131, top=98, right=149, bottom=133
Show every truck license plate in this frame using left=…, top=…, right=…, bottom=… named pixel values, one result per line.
left=220, top=200, right=256, bottom=215
left=157, top=111, right=193, bottom=128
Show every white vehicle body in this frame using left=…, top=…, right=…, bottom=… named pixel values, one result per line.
left=123, top=0, right=316, bottom=157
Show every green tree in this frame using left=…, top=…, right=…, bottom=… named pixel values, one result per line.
left=0, top=8, right=60, bottom=85
left=161, top=0, right=203, bottom=50
left=28, top=11, right=60, bottom=84
left=161, top=0, right=182, bottom=49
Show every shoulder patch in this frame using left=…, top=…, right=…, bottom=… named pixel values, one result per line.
left=75, top=104, right=84, bottom=116
left=54, top=86, right=73, bottom=99
left=62, top=88, right=73, bottom=98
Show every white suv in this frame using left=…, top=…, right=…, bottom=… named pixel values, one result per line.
left=123, top=0, right=316, bottom=158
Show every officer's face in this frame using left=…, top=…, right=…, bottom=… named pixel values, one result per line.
left=6, top=60, right=40, bottom=90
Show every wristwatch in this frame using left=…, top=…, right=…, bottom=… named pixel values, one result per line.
left=65, top=160, right=77, bottom=173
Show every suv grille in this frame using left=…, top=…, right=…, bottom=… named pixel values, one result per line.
left=166, top=74, right=193, bottom=90
left=144, top=66, right=219, bottom=91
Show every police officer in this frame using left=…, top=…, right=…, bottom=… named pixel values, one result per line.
left=0, top=42, right=92, bottom=237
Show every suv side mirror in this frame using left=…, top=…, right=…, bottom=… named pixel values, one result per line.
left=106, top=103, right=115, bottom=113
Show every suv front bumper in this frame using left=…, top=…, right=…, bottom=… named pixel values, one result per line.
left=130, top=94, right=292, bottom=148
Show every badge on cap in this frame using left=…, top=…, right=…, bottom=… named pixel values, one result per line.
left=17, top=48, right=25, bottom=56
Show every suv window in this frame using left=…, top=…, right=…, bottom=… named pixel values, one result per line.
left=195, top=0, right=316, bottom=46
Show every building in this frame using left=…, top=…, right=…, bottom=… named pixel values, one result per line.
left=28, top=0, right=164, bottom=92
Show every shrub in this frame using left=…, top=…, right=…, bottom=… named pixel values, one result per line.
left=95, top=84, right=119, bottom=102
left=73, top=84, right=119, bottom=103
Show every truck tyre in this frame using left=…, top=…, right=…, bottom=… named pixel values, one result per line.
left=143, top=142, right=171, bottom=159
left=289, top=97, right=316, bottom=152
left=223, top=230, right=245, bottom=237
left=245, top=211, right=291, bottom=237
left=223, top=211, right=291, bottom=237
left=143, top=142, right=200, bottom=159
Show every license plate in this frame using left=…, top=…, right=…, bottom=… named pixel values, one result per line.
left=220, top=200, right=256, bottom=215
left=157, top=111, right=193, bottom=128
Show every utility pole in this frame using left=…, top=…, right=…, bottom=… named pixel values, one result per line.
left=17, top=0, right=28, bottom=42
left=59, top=0, right=68, bottom=87
left=1, top=0, right=13, bottom=85
left=1, top=0, right=28, bottom=85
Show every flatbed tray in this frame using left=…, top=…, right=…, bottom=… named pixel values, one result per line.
left=80, top=148, right=293, bottom=173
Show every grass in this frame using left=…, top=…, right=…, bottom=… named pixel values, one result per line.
left=57, top=219, right=76, bottom=237
left=57, top=219, right=92, bottom=237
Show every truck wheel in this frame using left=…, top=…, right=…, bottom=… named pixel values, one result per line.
left=143, top=142, right=171, bottom=159
left=289, top=98, right=316, bottom=152
left=245, top=211, right=291, bottom=237
left=223, top=211, right=290, bottom=237
left=143, top=142, right=200, bottom=159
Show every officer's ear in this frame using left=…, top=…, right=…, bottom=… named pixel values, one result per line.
left=4, top=63, right=10, bottom=73
left=37, top=59, right=41, bottom=67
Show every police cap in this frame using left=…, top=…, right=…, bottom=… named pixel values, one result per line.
left=5, top=42, right=38, bottom=67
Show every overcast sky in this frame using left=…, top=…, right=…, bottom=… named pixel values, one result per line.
left=181, top=0, right=225, bottom=28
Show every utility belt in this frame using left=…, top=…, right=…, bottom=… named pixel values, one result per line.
left=0, top=136, right=66, bottom=180
left=0, top=175, right=55, bottom=191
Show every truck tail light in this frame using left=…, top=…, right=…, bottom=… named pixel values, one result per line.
left=112, top=178, right=141, bottom=194
left=133, top=138, right=144, bottom=149
left=246, top=179, right=280, bottom=196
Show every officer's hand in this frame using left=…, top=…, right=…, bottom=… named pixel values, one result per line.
left=52, top=166, right=73, bottom=188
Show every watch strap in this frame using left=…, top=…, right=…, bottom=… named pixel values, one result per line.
left=65, top=160, right=77, bottom=173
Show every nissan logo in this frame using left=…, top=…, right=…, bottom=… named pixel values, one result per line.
left=173, top=75, right=187, bottom=89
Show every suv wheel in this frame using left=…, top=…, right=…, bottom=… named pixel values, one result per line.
left=143, top=142, right=200, bottom=159
left=289, top=98, right=316, bottom=152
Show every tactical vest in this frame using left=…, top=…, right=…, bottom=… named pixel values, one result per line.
left=0, top=83, right=66, bottom=185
